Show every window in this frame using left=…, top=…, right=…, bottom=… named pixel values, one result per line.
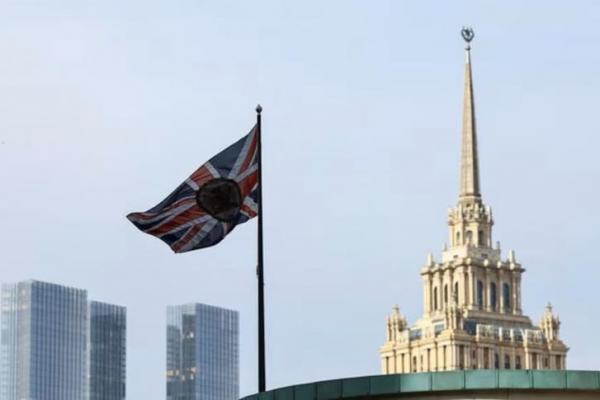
left=516, top=355, right=522, bottom=370
left=466, top=230, right=473, bottom=244
left=532, top=353, right=538, bottom=369
left=433, top=287, right=438, bottom=310
left=494, top=353, right=499, bottom=369
left=556, top=355, right=562, bottom=369
left=477, top=280, right=484, bottom=309
left=454, top=282, right=459, bottom=303
left=459, top=345, right=465, bottom=369
left=504, top=355, right=510, bottom=369
left=478, top=230, right=484, bottom=246
left=544, top=357, right=549, bottom=369
left=420, top=355, right=423, bottom=372
left=483, top=348, right=489, bottom=369
left=444, top=285, right=448, bottom=304
left=412, top=356, right=417, bottom=373
left=472, top=350, right=478, bottom=369
left=456, top=231, right=461, bottom=245
left=490, top=283, right=497, bottom=311
left=503, top=283, right=511, bottom=310
left=409, top=329, right=422, bottom=340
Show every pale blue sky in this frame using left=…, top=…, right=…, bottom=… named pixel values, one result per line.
left=1, top=1, right=600, bottom=398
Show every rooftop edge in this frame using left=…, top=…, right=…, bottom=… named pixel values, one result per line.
left=241, top=370, right=600, bottom=400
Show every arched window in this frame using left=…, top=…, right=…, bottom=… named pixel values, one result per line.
left=503, top=283, right=511, bottom=310
left=444, top=285, right=448, bottom=304
left=466, top=230, right=473, bottom=244
left=433, top=287, right=438, bottom=310
left=490, top=283, right=497, bottom=310
left=454, top=282, right=459, bottom=303
left=476, top=280, right=484, bottom=309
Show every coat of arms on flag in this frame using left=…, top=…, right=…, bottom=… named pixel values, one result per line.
left=127, top=125, right=259, bottom=253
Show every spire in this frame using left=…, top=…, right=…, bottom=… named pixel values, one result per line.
left=459, top=27, right=481, bottom=202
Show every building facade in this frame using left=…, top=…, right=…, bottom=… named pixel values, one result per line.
left=0, top=280, right=126, bottom=400
left=166, top=303, right=239, bottom=400
left=379, top=29, right=568, bottom=373
left=88, top=301, right=127, bottom=400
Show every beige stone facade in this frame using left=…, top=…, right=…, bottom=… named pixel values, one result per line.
left=379, top=33, right=568, bottom=374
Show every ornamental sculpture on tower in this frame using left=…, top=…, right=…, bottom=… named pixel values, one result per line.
left=379, top=28, right=569, bottom=373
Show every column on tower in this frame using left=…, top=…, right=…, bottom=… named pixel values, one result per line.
left=459, top=268, right=466, bottom=307
left=499, top=268, right=505, bottom=314
left=437, top=269, right=443, bottom=312
left=511, top=273, right=518, bottom=315
left=484, top=268, right=491, bottom=311
left=447, top=268, right=454, bottom=309
left=422, top=271, right=433, bottom=315
left=467, top=267, right=475, bottom=309
left=524, top=349, right=532, bottom=369
left=450, top=344, right=457, bottom=370
left=516, top=273, right=523, bottom=313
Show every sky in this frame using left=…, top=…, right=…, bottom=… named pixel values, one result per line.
left=1, top=0, right=600, bottom=398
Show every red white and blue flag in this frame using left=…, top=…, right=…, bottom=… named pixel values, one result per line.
left=127, top=125, right=259, bottom=253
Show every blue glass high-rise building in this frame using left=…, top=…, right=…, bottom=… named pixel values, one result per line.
left=88, top=301, right=126, bottom=400
left=0, top=280, right=126, bottom=400
left=0, top=280, right=88, bottom=400
left=167, top=303, right=239, bottom=400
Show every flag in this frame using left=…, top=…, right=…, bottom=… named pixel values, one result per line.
left=127, top=125, right=259, bottom=253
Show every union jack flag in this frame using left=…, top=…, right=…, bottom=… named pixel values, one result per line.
left=127, top=125, right=259, bottom=253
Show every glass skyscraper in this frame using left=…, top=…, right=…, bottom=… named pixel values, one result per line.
left=167, top=303, right=239, bottom=400
left=0, top=280, right=126, bottom=400
left=88, top=301, right=126, bottom=400
left=0, top=280, right=88, bottom=400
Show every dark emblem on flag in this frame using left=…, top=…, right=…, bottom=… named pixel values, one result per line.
left=127, top=125, right=258, bottom=253
left=196, top=178, right=242, bottom=222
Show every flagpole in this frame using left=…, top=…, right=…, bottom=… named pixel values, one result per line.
left=255, top=104, right=266, bottom=392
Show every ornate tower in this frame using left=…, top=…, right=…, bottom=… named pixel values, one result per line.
left=379, top=28, right=568, bottom=373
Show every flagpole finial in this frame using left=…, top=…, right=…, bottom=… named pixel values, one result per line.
left=256, top=104, right=263, bottom=114
left=461, top=26, right=475, bottom=50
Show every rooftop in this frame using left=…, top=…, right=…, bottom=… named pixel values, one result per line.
left=242, top=370, right=600, bottom=400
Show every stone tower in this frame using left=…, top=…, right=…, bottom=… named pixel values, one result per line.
left=379, top=28, right=568, bottom=373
